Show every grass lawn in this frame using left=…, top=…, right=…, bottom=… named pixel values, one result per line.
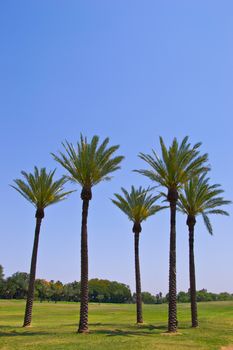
left=0, top=300, right=233, bottom=350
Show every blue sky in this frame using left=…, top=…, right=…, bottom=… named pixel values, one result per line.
left=0, top=1, right=232, bottom=295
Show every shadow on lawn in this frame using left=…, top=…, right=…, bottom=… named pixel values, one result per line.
left=1, top=323, right=191, bottom=338
left=0, top=326, right=51, bottom=337
left=0, top=331, right=52, bottom=337
left=89, top=323, right=168, bottom=336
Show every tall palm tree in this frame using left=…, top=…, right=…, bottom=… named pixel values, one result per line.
left=12, top=167, right=72, bottom=327
left=52, top=135, right=124, bottom=333
left=112, top=186, right=164, bottom=324
left=177, top=173, right=231, bottom=327
left=135, top=136, right=208, bottom=332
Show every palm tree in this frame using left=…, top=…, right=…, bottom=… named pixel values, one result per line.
left=52, top=135, right=124, bottom=333
left=112, top=186, right=163, bottom=324
left=12, top=167, right=72, bottom=327
left=135, top=136, right=208, bottom=332
left=177, top=173, right=231, bottom=327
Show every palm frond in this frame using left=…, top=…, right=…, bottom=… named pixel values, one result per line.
left=202, top=213, right=213, bottom=235
left=11, top=167, right=74, bottom=210
left=52, top=135, right=124, bottom=189
left=178, top=173, right=231, bottom=234
left=205, top=209, right=230, bottom=216
left=136, top=136, right=209, bottom=191
left=112, top=186, right=165, bottom=224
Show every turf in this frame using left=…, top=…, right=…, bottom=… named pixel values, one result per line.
left=0, top=300, right=233, bottom=350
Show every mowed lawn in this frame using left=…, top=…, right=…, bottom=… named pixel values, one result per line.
left=0, top=300, right=233, bottom=350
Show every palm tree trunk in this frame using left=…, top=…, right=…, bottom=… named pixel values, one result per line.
left=78, top=188, right=92, bottom=333
left=168, top=189, right=178, bottom=332
left=23, top=209, right=44, bottom=327
left=133, top=223, right=143, bottom=324
left=187, top=215, right=198, bottom=327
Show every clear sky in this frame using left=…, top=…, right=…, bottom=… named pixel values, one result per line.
left=0, top=1, right=232, bottom=295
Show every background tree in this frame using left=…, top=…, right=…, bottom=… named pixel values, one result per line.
left=5, top=272, right=29, bottom=299
left=177, top=173, right=231, bottom=327
left=141, top=292, right=156, bottom=304
left=12, top=167, right=72, bottom=327
left=177, top=291, right=190, bottom=303
left=63, top=281, right=80, bottom=302
left=155, top=292, right=164, bottom=304
left=50, top=280, right=64, bottom=303
left=136, top=136, right=208, bottom=332
left=0, top=265, right=4, bottom=297
left=35, top=279, right=52, bottom=302
left=0, top=265, right=4, bottom=281
left=112, top=186, right=163, bottom=324
left=89, top=279, right=131, bottom=303
left=52, top=135, right=124, bottom=333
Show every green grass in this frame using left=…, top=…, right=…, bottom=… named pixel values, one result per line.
left=0, top=300, right=233, bottom=350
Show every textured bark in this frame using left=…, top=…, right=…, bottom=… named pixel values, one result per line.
left=78, top=188, right=92, bottom=333
left=23, top=208, right=44, bottom=327
left=133, top=223, right=143, bottom=324
left=167, top=189, right=178, bottom=332
left=187, top=215, right=198, bottom=328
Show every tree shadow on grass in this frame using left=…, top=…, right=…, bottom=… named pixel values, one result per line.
left=0, top=323, right=176, bottom=338
left=89, top=323, right=168, bottom=337
left=0, top=325, right=17, bottom=329
left=93, top=329, right=147, bottom=337
left=0, top=331, right=52, bottom=337
left=0, top=326, right=51, bottom=337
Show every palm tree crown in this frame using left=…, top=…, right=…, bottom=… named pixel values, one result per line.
left=112, top=186, right=163, bottom=225
left=51, top=135, right=124, bottom=190
left=136, top=136, right=209, bottom=192
left=12, top=167, right=72, bottom=212
left=177, top=173, right=231, bottom=234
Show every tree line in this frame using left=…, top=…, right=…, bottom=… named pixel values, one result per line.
left=1, top=267, right=232, bottom=304
left=11, top=135, right=231, bottom=333
left=0, top=265, right=233, bottom=304
left=0, top=268, right=131, bottom=303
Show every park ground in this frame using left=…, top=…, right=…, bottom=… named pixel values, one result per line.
left=0, top=300, right=233, bottom=350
